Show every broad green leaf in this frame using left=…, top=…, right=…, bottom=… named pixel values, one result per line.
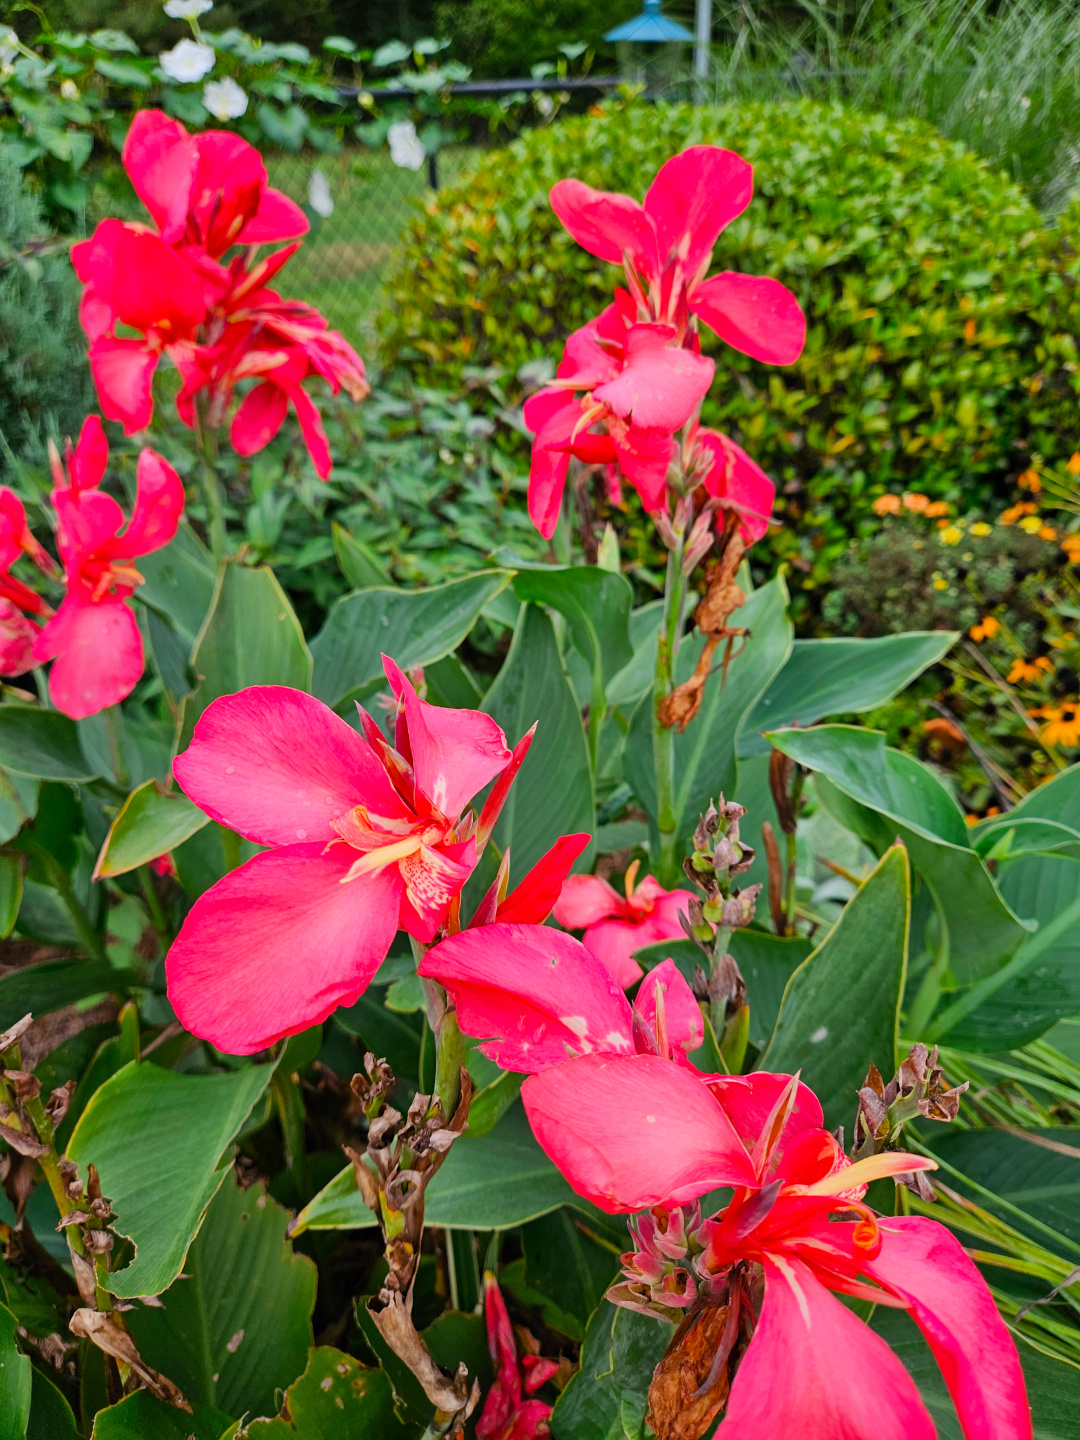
left=27, top=1364, right=79, bottom=1440
left=741, top=631, right=956, bottom=756
left=513, top=566, right=634, bottom=687
left=729, top=928, right=814, bottom=1048
left=0, top=1301, right=32, bottom=1440
left=0, top=958, right=120, bottom=1033
left=468, top=1067, right=525, bottom=1139
left=482, top=604, right=594, bottom=887
left=310, top=572, right=511, bottom=709
left=0, top=853, right=22, bottom=939
left=625, top=575, right=793, bottom=854
left=770, top=726, right=1027, bottom=985
left=67, top=1060, right=273, bottom=1299
left=129, top=1179, right=316, bottom=1419
left=761, top=844, right=910, bottom=1131
left=872, top=1308, right=1080, bottom=1440
left=238, top=1348, right=407, bottom=1436
left=335, top=995, right=422, bottom=1080
left=0, top=766, right=38, bottom=845
left=523, top=1209, right=620, bottom=1339
left=606, top=600, right=664, bottom=710
left=331, top=521, right=390, bottom=589
left=974, top=818, right=1080, bottom=863
left=179, top=561, right=312, bottom=747
left=425, top=653, right=485, bottom=708
left=292, top=1104, right=577, bottom=1234
left=0, top=707, right=97, bottom=782
left=549, top=1301, right=669, bottom=1440
left=90, top=1391, right=230, bottom=1440
left=944, top=856, right=1080, bottom=1049
left=138, top=523, right=216, bottom=644
left=925, top=1127, right=1080, bottom=1248
left=94, top=780, right=210, bottom=879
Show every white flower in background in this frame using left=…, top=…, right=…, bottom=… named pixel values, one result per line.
left=159, top=38, right=214, bottom=83
left=164, top=0, right=213, bottom=17
left=0, top=26, right=19, bottom=64
left=203, top=76, right=247, bottom=120
left=307, top=167, right=334, bottom=218
left=535, top=92, right=554, bottom=118
left=60, top=79, right=80, bottom=100
left=387, top=119, right=425, bottom=172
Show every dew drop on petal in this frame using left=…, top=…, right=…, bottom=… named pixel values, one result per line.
left=533, top=1023, right=547, bottom=1042
left=296, top=829, right=307, bottom=839
left=646, top=1115, right=656, bottom=1123
left=225, top=764, right=236, bottom=774
left=517, top=1014, right=527, bottom=1032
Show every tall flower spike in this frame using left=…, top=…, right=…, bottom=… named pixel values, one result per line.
left=168, top=663, right=522, bottom=1053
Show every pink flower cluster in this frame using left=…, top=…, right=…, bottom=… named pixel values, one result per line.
left=73, top=110, right=367, bottom=478
left=524, top=147, right=804, bottom=544
left=0, top=418, right=183, bottom=717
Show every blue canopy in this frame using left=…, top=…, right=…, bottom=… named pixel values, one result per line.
left=605, top=0, right=694, bottom=43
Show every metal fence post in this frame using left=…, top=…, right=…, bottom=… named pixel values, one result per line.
left=427, top=150, right=439, bottom=191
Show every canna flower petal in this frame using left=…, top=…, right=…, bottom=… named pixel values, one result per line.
left=173, top=686, right=408, bottom=848
left=706, top=1072, right=824, bottom=1162
left=397, top=837, right=477, bottom=943
left=87, top=338, right=159, bottom=434
left=696, top=429, right=775, bottom=544
left=715, top=1254, right=935, bottom=1439
left=863, top=1215, right=1032, bottom=1440
left=285, top=382, right=332, bottom=480
left=549, top=178, right=659, bottom=274
left=230, top=382, right=290, bottom=457
left=383, top=654, right=512, bottom=819
left=644, top=146, right=754, bottom=278
left=238, top=186, right=310, bottom=247
left=593, top=324, right=714, bottom=432
left=523, top=388, right=576, bottom=540
left=606, top=421, right=676, bottom=512
left=0, top=598, right=38, bottom=677
left=494, top=833, right=591, bottom=924
left=689, top=271, right=806, bottom=366
left=166, top=842, right=402, bottom=1054
left=419, top=922, right=634, bottom=1071
left=553, top=873, right=622, bottom=929
left=522, top=1052, right=756, bottom=1211
left=68, top=415, right=109, bottom=494
left=121, top=109, right=196, bottom=244
left=31, top=596, right=144, bottom=721
left=636, top=959, right=703, bottom=1054
left=100, top=448, right=185, bottom=560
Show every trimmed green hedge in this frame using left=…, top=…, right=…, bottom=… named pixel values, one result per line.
left=379, top=99, right=1080, bottom=594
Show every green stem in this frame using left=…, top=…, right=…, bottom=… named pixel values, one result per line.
left=194, top=398, right=227, bottom=564
left=654, top=540, right=688, bottom=888
left=42, top=853, right=105, bottom=961
left=136, top=865, right=170, bottom=951
left=102, top=706, right=129, bottom=790
left=587, top=673, right=605, bottom=777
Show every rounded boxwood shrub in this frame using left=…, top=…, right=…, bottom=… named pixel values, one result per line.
left=379, top=99, right=1080, bottom=598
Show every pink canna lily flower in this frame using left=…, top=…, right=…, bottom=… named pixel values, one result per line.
left=0, top=487, right=57, bottom=677
left=30, top=417, right=184, bottom=719
left=553, top=860, right=695, bottom=988
left=687, top=425, right=776, bottom=545
left=467, top=833, right=591, bottom=928
left=522, top=300, right=712, bottom=540
left=610, top=1080, right=1030, bottom=1440
left=167, top=658, right=521, bottom=1054
left=549, top=146, right=806, bottom=366
left=476, top=1273, right=557, bottom=1440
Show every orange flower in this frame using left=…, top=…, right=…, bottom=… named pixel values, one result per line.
left=1017, top=468, right=1042, bottom=493
left=925, top=501, right=949, bottom=517
left=969, top=616, right=1000, bottom=641
left=1007, top=656, right=1053, bottom=683
left=1067, top=452, right=1080, bottom=476
left=1036, top=703, right=1080, bottom=748
left=902, top=492, right=929, bottom=512
left=923, top=717, right=965, bottom=750
left=1038, top=525, right=1058, bottom=541
left=963, top=317, right=977, bottom=343
left=999, top=501, right=1038, bottom=526
left=873, top=494, right=901, bottom=515
left=1062, top=534, right=1080, bottom=561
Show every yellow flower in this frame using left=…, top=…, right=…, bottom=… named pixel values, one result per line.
left=1019, top=514, right=1044, bottom=534
left=932, top=577, right=949, bottom=591
left=940, top=525, right=963, bottom=545
left=970, top=522, right=992, bottom=536
left=1007, top=656, right=1054, bottom=683
left=969, top=615, right=1000, bottom=641
left=902, top=492, right=929, bottom=512
left=1067, top=452, right=1080, bottom=476
left=925, top=501, right=949, bottom=517
left=873, top=494, right=901, bottom=515
left=1036, top=703, right=1080, bottom=749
